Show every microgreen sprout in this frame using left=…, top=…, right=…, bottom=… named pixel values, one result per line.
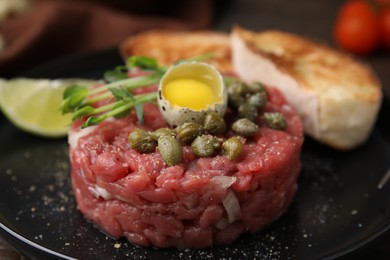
left=61, top=55, right=212, bottom=128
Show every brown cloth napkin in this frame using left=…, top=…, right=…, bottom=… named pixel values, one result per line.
left=0, top=0, right=216, bottom=77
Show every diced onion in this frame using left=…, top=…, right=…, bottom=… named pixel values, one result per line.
left=214, top=218, right=229, bottom=230
left=211, top=176, right=237, bottom=189
left=222, top=189, right=241, bottom=223
left=95, top=185, right=112, bottom=200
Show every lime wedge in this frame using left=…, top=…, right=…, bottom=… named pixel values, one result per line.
left=0, top=78, right=96, bottom=138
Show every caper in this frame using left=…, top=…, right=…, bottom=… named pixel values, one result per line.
left=176, top=122, right=203, bottom=143
left=247, top=82, right=266, bottom=95
left=150, top=127, right=176, bottom=141
left=248, top=92, right=267, bottom=112
left=227, top=81, right=251, bottom=97
left=191, top=135, right=221, bottom=158
left=231, top=118, right=259, bottom=137
left=238, top=103, right=258, bottom=122
left=228, top=93, right=246, bottom=110
left=264, top=112, right=287, bottom=130
left=222, top=136, right=243, bottom=161
left=158, top=135, right=183, bottom=166
left=204, top=112, right=227, bottom=135
left=128, top=128, right=156, bottom=153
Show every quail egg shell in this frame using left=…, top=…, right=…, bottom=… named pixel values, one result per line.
left=158, top=61, right=227, bottom=127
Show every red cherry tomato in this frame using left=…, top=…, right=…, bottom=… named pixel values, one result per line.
left=379, top=7, right=390, bottom=50
left=334, top=0, right=381, bottom=54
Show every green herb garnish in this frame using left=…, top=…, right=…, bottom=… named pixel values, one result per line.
left=61, top=55, right=212, bottom=128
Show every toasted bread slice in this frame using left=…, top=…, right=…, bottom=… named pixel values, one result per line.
left=231, top=26, right=382, bottom=150
left=120, top=30, right=232, bottom=73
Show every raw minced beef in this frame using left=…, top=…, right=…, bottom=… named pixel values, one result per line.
left=68, top=86, right=303, bottom=248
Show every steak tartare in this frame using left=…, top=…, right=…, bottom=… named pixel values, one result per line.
left=68, top=86, right=303, bottom=248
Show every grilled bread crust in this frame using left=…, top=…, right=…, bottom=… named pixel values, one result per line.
left=120, top=30, right=233, bottom=73
left=231, top=26, right=382, bottom=150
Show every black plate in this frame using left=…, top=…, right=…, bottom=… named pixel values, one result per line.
left=1, top=49, right=390, bottom=260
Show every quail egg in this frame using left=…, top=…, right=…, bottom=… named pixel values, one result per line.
left=158, top=61, right=227, bottom=127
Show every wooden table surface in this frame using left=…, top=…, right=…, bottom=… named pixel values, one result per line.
left=1, top=0, right=389, bottom=259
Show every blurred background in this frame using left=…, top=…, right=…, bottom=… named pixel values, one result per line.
left=0, top=0, right=389, bottom=259
left=0, top=0, right=219, bottom=77
left=1, top=0, right=389, bottom=96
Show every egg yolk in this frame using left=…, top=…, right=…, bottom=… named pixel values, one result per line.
left=163, top=78, right=216, bottom=110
